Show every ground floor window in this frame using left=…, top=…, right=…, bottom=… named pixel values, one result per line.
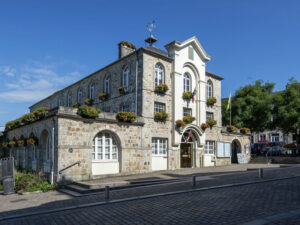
left=205, top=141, right=214, bottom=154
left=260, top=134, right=266, bottom=141
left=271, top=133, right=279, bottom=142
left=93, top=132, right=118, bottom=161
left=152, top=138, right=167, bottom=156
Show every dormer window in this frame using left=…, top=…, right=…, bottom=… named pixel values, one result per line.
left=207, top=80, right=213, bottom=99
left=155, top=63, right=164, bottom=86
left=183, top=73, right=191, bottom=92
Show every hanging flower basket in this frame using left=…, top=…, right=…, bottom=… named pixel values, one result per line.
left=17, top=139, right=25, bottom=147
left=155, top=84, right=169, bottom=94
left=98, top=93, right=108, bottom=101
left=78, top=106, right=100, bottom=118
left=176, top=120, right=186, bottom=128
left=201, top=123, right=210, bottom=131
left=240, top=127, right=250, bottom=134
left=84, top=98, right=94, bottom=106
left=27, top=138, right=36, bottom=146
left=206, top=97, right=217, bottom=106
left=183, top=115, right=195, bottom=124
left=182, top=91, right=193, bottom=100
left=154, top=111, right=168, bottom=121
left=8, top=140, right=16, bottom=148
left=118, top=86, right=127, bottom=94
left=116, top=112, right=136, bottom=122
left=206, top=119, right=217, bottom=128
left=227, top=125, right=237, bottom=132
left=72, top=102, right=81, bottom=108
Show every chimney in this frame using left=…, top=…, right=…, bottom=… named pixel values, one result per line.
left=118, top=41, right=136, bottom=59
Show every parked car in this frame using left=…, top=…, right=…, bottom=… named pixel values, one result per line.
left=262, top=146, right=272, bottom=155
left=252, top=141, right=269, bottom=155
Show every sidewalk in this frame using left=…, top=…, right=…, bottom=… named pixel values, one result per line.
left=0, top=163, right=298, bottom=220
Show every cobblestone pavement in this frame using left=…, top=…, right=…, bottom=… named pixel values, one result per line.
left=1, top=175, right=300, bottom=225
left=0, top=165, right=300, bottom=220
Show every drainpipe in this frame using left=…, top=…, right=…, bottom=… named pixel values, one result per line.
left=135, top=51, right=138, bottom=114
left=50, top=127, right=54, bottom=184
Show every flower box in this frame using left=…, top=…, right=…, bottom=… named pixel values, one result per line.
left=155, top=84, right=169, bottom=94
left=72, top=102, right=81, bottom=108
left=84, top=98, right=94, bottom=106
left=78, top=106, right=100, bottom=118
left=8, top=140, right=16, bottom=148
left=183, top=115, right=195, bottom=124
left=201, top=123, right=210, bottom=130
left=21, top=113, right=36, bottom=124
left=206, top=97, right=217, bottom=106
left=154, top=111, right=168, bottom=121
left=33, top=107, right=50, bottom=119
left=227, top=125, right=237, bottom=132
left=98, top=93, right=108, bottom=101
left=240, top=127, right=250, bottom=134
left=182, top=91, right=193, bottom=100
left=17, top=139, right=25, bottom=147
left=206, top=119, right=217, bottom=128
left=176, top=120, right=186, bottom=128
left=118, top=86, right=127, bottom=94
left=27, top=138, right=36, bottom=146
left=116, top=112, right=136, bottom=122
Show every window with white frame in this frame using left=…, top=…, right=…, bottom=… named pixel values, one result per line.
left=183, top=73, right=191, bottom=92
left=92, top=133, right=118, bottom=161
left=123, top=67, right=129, bottom=88
left=260, top=134, right=266, bottom=141
left=89, top=84, right=95, bottom=100
left=155, top=63, right=164, bottom=86
left=205, top=141, right=214, bottom=154
left=271, top=133, right=279, bottom=142
left=217, top=142, right=231, bottom=157
left=120, top=104, right=130, bottom=112
left=105, top=76, right=110, bottom=94
left=206, top=112, right=214, bottom=120
left=78, top=89, right=82, bottom=104
left=67, top=94, right=72, bottom=107
left=152, top=138, right=167, bottom=156
left=154, top=102, right=166, bottom=113
left=183, top=107, right=192, bottom=117
left=207, top=80, right=213, bottom=99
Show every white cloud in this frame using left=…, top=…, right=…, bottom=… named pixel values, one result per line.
left=0, top=66, right=16, bottom=77
left=0, top=90, right=53, bottom=102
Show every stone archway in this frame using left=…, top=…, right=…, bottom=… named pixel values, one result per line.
left=231, top=139, right=241, bottom=163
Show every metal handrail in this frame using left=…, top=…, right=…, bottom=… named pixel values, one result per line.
left=59, top=160, right=81, bottom=174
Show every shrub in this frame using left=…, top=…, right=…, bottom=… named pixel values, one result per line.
left=117, top=112, right=136, bottom=122
left=201, top=123, right=210, bottom=130
left=154, top=111, right=168, bottom=121
left=17, top=139, right=25, bottom=147
left=155, top=84, right=169, bottom=94
left=8, top=140, right=16, bottom=148
left=183, top=115, right=196, bottom=124
left=21, top=113, right=36, bottom=124
left=33, top=107, right=50, bottom=119
left=182, top=91, right=193, bottom=100
left=240, top=127, right=250, bottom=134
left=78, top=106, right=100, bottom=118
left=227, top=125, right=237, bottom=132
left=72, top=102, right=81, bottom=108
left=98, top=92, right=108, bottom=101
left=206, top=97, right=217, bottom=106
left=206, top=119, right=217, bottom=128
left=84, top=98, right=93, bottom=106
left=119, top=41, right=136, bottom=49
left=176, top=120, right=186, bottom=128
left=118, top=86, right=127, bottom=94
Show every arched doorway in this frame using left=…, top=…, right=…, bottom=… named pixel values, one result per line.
left=231, top=139, right=241, bottom=163
left=92, top=131, right=121, bottom=175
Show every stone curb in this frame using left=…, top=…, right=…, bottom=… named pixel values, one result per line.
left=1, top=174, right=300, bottom=222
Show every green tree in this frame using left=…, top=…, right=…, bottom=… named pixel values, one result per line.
left=226, top=80, right=274, bottom=132
left=272, top=79, right=300, bottom=145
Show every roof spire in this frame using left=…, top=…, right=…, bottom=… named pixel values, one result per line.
left=145, top=21, right=157, bottom=46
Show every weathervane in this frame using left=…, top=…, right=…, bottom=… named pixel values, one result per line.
left=145, top=21, right=157, bottom=46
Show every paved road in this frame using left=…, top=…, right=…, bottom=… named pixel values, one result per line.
left=1, top=176, right=300, bottom=225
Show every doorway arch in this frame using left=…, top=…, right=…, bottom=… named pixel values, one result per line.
left=231, top=139, right=241, bottom=163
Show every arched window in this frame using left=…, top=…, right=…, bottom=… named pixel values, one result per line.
left=183, top=73, right=191, bottom=92
left=78, top=89, right=82, bottom=104
left=46, top=135, right=51, bottom=161
left=67, top=94, right=72, bottom=107
left=105, top=76, right=110, bottom=94
left=89, top=84, right=95, bottom=100
left=155, top=63, right=164, bottom=86
left=92, top=132, right=118, bottom=161
left=207, top=80, right=213, bottom=98
left=122, top=67, right=129, bottom=88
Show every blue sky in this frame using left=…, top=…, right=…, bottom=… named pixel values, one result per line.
left=0, top=0, right=299, bottom=126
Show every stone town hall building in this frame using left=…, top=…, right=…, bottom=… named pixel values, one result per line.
left=3, top=36, right=250, bottom=183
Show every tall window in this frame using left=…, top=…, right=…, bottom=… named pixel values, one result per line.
left=89, top=84, right=95, bottom=100
left=206, top=112, right=214, bottom=120
left=205, top=141, right=214, bottom=154
left=152, top=138, right=167, bottom=156
left=271, top=134, right=279, bottom=142
left=45, top=136, right=51, bottom=161
left=93, top=133, right=118, bottom=161
left=67, top=94, right=72, bottom=107
left=105, top=76, right=110, bottom=94
left=183, top=73, right=191, bottom=92
left=78, top=89, right=82, bottom=104
left=260, top=134, right=266, bottom=141
left=58, top=98, right=63, bottom=106
left=123, top=67, right=129, bottom=88
left=183, top=108, right=192, bottom=117
left=155, top=63, right=164, bottom=86
left=207, top=80, right=213, bottom=98
left=154, top=102, right=166, bottom=113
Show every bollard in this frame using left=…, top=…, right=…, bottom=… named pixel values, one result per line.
left=192, top=175, right=196, bottom=188
left=258, top=168, right=263, bottom=179
left=105, top=186, right=110, bottom=201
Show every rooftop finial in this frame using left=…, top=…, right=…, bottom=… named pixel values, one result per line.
left=145, top=21, right=157, bottom=46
